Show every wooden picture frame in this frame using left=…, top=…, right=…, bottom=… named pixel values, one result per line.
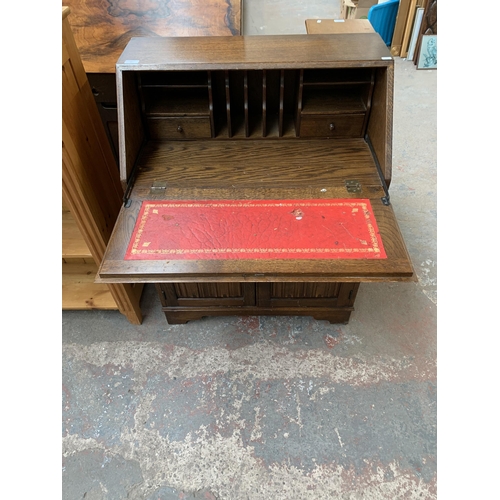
left=417, top=34, right=437, bottom=69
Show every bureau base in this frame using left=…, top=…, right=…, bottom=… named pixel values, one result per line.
left=155, top=282, right=360, bottom=324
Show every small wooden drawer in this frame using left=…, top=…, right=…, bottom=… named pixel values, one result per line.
left=299, top=113, right=365, bottom=137
left=147, top=117, right=212, bottom=139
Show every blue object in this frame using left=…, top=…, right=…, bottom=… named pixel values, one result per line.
left=367, top=0, right=400, bottom=46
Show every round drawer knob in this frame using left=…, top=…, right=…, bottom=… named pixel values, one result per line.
left=329, top=123, right=335, bottom=131
left=177, top=125, right=183, bottom=133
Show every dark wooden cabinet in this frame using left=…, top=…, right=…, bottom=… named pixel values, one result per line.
left=156, top=282, right=359, bottom=324
left=86, top=74, right=120, bottom=161
left=96, top=34, right=415, bottom=324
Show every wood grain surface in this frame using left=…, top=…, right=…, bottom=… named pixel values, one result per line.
left=62, top=0, right=242, bottom=73
left=133, top=139, right=383, bottom=191
left=116, top=34, right=392, bottom=70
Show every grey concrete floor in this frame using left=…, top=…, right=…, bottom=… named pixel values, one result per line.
left=62, top=2, right=437, bottom=498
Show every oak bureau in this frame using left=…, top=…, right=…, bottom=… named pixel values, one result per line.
left=96, top=34, right=415, bottom=324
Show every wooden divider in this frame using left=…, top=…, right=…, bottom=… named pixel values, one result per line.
left=208, top=71, right=215, bottom=138
left=279, top=70, right=285, bottom=137
left=132, top=66, right=377, bottom=143
left=262, top=71, right=268, bottom=137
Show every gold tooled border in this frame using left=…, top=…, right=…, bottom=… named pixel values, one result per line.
left=127, top=201, right=385, bottom=258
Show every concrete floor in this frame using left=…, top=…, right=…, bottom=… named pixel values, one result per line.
left=62, top=2, right=437, bottom=498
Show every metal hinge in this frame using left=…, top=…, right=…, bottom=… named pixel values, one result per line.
left=149, top=180, right=167, bottom=195
left=122, top=140, right=146, bottom=208
left=364, top=134, right=391, bottom=206
left=345, top=180, right=361, bottom=194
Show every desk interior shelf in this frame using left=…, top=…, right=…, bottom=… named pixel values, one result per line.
left=129, top=65, right=376, bottom=143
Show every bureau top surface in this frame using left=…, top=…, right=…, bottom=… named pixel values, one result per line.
left=116, top=34, right=393, bottom=70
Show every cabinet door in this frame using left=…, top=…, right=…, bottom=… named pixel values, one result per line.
left=157, top=283, right=256, bottom=308
left=257, top=282, right=359, bottom=308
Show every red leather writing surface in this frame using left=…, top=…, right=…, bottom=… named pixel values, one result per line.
left=124, top=200, right=387, bottom=260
